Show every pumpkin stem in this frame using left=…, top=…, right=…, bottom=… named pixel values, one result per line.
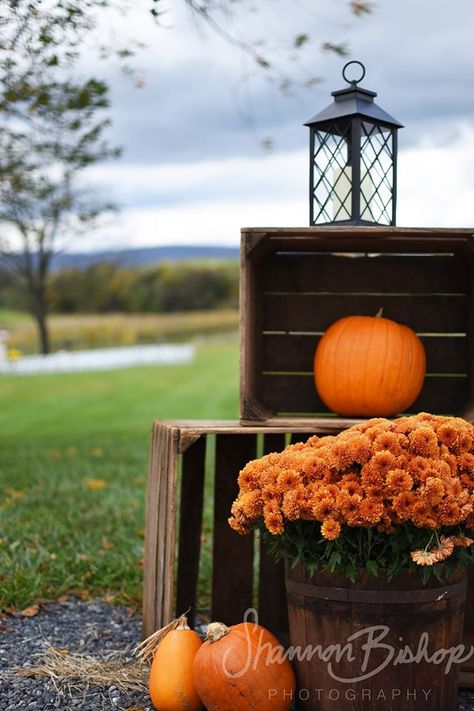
left=375, top=307, right=384, bottom=318
left=133, top=610, right=190, bottom=662
left=206, top=622, right=230, bottom=643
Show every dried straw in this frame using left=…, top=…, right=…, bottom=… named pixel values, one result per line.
left=4, top=646, right=148, bottom=693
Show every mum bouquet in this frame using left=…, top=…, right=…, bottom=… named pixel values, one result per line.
left=229, top=413, right=474, bottom=583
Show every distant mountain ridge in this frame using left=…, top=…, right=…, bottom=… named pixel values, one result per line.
left=50, top=245, right=240, bottom=271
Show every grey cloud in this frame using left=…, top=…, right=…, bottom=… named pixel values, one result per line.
left=96, top=0, right=474, bottom=174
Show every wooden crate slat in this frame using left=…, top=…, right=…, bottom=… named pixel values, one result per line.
left=243, top=226, right=473, bottom=256
left=142, top=422, right=179, bottom=638
left=466, top=237, right=474, bottom=421
left=260, top=373, right=468, bottom=416
left=258, top=433, right=288, bottom=638
left=212, top=433, right=257, bottom=625
left=459, top=671, right=474, bottom=689
left=263, top=293, right=467, bottom=334
left=261, top=253, right=466, bottom=294
left=175, top=436, right=206, bottom=628
left=464, top=568, right=474, bottom=636
left=262, top=333, right=468, bottom=374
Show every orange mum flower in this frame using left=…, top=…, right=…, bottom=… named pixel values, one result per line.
left=304, top=457, right=331, bottom=481
left=228, top=516, right=250, bottom=535
left=237, top=490, right=263, bottom=518
left=361, top=466, right=385, bottom=489
left=386, top=469, right=414, bottom=493
left=453, top=536, right=474, bottom=548
left=359, top=498, right=384, bottom=525
left=392, top=492, right=416, bottom=521
left=321, top=518, right=341, bottom=540
left=407, top=456, right=432, bottom=482
left=340, top=493, right=362, bottom=519
left=438, top=500, right=463, bottom=526
left=432, top=536, right=455, bottom=561
left=365, top=484, right=386, bottom=499
left=431, top=459, right=454, bottom=481
left=238, top=465, right=260, bottom=492
left=411, top=549, right=437, bottom=566
left=344, top=434, right=372, bottom=465
left=423, top=477, right=446, bottom=506
left=412, top=500, right=436, bottom=528
left=370, top=450, right=398, bottom=475
left=264, top=508, right=284, bottom=535
left=373, top=431, right=404, bottom=455
left=408, top=426, right=439, bottom=457
left=437, top=423, right=462, bottom=451
left=461, top=474, right=474, bottom=492
left=282, top=487, right=304, bottom=520
left=313, top=496, right=336, bottom=521
left=277, top=469, right=302, bottom=489
left=459, top=453, right=474, bottom=474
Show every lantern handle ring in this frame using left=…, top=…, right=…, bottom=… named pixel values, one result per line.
left=342, top=60, right=366, bottom=86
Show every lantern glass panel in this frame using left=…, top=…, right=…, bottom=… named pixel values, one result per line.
left=360, top=121, right=394, bottom=225
left=312, top=122, right=351, bottom=223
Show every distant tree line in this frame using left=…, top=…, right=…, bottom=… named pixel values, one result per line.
left=0, top=261, right=239, bottom=314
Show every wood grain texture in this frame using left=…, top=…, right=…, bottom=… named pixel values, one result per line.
left=263, top=293, right=467, bottom=333
left=286, top=562, right=466, bottom=711
left=261, top=253, right=467, bottom=294
left=258, top=433, right=288, bottom=639
left=152, top=419, right=349, bottom=435
left=260, top=373, right=468, bottom=416
left=242, top=226, right=474, bottom=255
left=212, top=433, right=257, bottom=625
left=175, top=436, right=206, bottom=628
left=142, top=422, right=179, bottom=638
left=262, top=333, right=468, bottom=374
left=240, top=232, right=269, bottom=420
left=242, top=225, right=474, bottom=236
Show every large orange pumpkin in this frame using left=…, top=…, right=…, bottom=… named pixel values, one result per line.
left=192, top=621, right=295, bottom=711
left=313, top=311, right=426, bottom=417
left=149, top=616, right=203, bottom=711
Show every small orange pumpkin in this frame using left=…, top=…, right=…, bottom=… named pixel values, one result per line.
left=192, top=620, right=295, bottom=711
left=313, top=310, right=426, bottom=417
left=149, top=615, right=203, bottom=711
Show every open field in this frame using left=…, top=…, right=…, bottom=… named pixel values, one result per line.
left=0, top=336, right=239, bottom=611
left=0, top=309, right=239, bottom=354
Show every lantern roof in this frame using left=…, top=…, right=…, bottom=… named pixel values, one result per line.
left=305, top=62, right=403, bottom=129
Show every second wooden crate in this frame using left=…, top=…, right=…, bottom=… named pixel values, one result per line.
left=240, top=225, right=474, bottom=424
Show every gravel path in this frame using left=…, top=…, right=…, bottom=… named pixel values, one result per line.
left=0, top=596, right=473, bottom=710
left=0, top=597, right=152, bottom=711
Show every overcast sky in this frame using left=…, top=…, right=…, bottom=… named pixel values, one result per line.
left=77, top=0, right=474, bottom=251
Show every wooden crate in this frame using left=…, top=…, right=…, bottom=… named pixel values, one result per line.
left=240, top=226, right=474, bottom=424
left=142, top=418, right=354, bottom=639
left=142, top=419, right=474, bottom=687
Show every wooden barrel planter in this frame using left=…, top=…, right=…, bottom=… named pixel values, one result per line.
left=285, top=562, right=468, bottom=711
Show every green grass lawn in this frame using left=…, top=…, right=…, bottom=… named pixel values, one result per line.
left=0, top=336, right=239, bottom=611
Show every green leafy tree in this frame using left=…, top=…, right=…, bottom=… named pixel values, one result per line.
left=0, top=1, right=120, bottom=353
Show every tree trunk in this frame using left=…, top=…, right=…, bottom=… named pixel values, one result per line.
left=35, top=307, right=50, bottom=355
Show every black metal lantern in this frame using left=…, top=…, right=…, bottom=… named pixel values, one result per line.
left=305, top=61, right=403, bottom=226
